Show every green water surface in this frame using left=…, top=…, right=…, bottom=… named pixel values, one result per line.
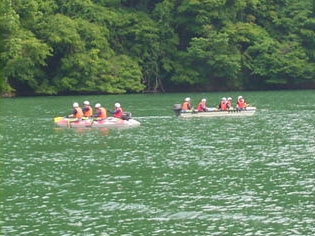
left=1, top=90, right=315, bottom=235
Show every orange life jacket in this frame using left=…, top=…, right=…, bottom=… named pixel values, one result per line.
left=96, top=107, right=107, bottom=119
left=83, top=105, right=93, bottom=117
left=114, top=107, right=123, bottom=118
left=74, top=107, right=83, bottom=118
left=182, top=101, right=191, bottom=110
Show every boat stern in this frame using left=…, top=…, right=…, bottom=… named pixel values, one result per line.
left=173, top=104, right=182, bottom=117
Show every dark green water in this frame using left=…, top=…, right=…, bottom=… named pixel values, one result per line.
left=1, top=90, right=315, bottom=236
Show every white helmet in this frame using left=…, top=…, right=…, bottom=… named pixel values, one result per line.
left=201, top=98, right=206, bottom=102
left=83, top=100, right=90, bottom=105
left=73, top=102, right=79, bottom=108
left=238, top=96, right=243, bottom=100
left=185, top=97, right=190, bottom=102
left=227, top=97, right=232, bottom=100
left=221, top=97, right=227, bottom=101
left=95, top=103, right=101, bottom=108
left=115, top=103, right=121, bottom=108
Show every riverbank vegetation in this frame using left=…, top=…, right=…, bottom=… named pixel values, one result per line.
left=1, top=0, right=315, bottom=96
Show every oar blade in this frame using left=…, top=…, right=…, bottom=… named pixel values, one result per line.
left=53, top=117, right=64, bottom=123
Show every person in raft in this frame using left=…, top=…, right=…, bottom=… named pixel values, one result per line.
left=226, top=97, right=233, bottom=110
left=218, top=97, right=228, bottom=111
left=236, top=96, right=247, bottom=110
left=82, top=100, right=93, bottom=118
left=93, top=103, right=107, bottom=120
left=110, top=103, right=123, bottom=118
left=68, top=102, right=83, bottom=121
left=197, top=98, right=208, bottom=112
left=181, top=97, right=192, bottom=112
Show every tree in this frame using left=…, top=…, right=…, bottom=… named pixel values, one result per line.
left=1, top=0, right=315, bottom=96
left=1, top=0, right=52, bottom=95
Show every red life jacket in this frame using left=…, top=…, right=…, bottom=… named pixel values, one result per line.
left=220, top=101, right=227, bottom=111
left=114, top=107, right=123, bottom=118
left=237, top=99, right=246, bottom=108
left=197, top=102, right=206, bottom=112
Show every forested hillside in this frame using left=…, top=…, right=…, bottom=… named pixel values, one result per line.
left=1, top=0, right=315, bottom=96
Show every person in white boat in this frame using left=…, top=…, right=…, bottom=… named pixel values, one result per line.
left=181, top=97, right=192, bottom=112
left=197, top=98, right=208, bottom=112
left=226, top=97, right=233, bottom=110
left=218, top=97, right=228, bottom=111
left=93, top=103, right=107, bottom=120
left=236, top=96, right=247, bottom=110
left=68, top=102, right=83, bottom=120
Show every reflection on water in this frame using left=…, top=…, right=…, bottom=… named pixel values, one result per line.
left=53, top=127, right=111, bottom=136
left=1, top=91, right=315, bottom=235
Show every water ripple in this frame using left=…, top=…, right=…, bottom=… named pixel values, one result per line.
left=1, top=92, right=315, bottom=235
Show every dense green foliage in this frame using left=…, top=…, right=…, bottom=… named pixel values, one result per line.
left=1, top=0, right=315, bottom=95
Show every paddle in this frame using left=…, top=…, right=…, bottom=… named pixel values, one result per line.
left=53, top=116, right=65, bottom=123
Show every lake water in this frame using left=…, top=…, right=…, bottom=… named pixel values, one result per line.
left=1, top=90, right=315, bottom=236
